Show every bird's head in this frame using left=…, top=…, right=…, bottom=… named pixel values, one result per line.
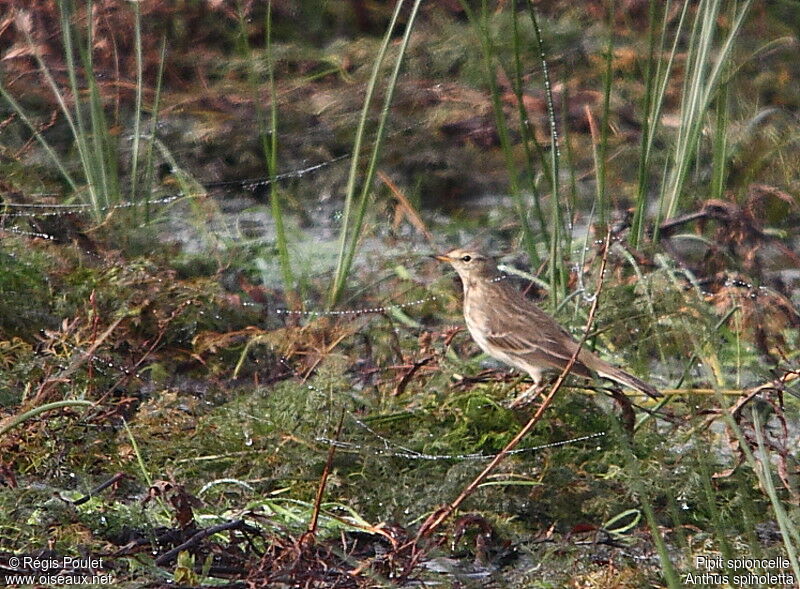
left=432, top=248, right=499, bottom=283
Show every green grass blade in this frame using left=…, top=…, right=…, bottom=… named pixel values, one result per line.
left=338, top=0, right=425, bottom=304
left=595, top=0, right=615, bottom=230
left=264, top=1, right=295, bottom=301
left=0, top=400, right=94, bottom=438
left=660, top=0, right=753, bottom=224
left=0, top=81, right=78, bottom=191
left=458, top=0, right=537, bottom=265
left=510, top=5, right=548, bottom=254
left=59, top=0, right=99, bottom=213
left=327, top=2, right=405, bottom=308
left=525, top=1, right=566, bottom=303
left=81, top=0, right=118, bottom=212
left=129, top=0, right=144, bottom=212
left=611, top=416, right=681, bottom=587
left=328, top=0, right=422, bottom=307
left=142, top=34, right=168, bottom=224
left=751, top=408, right=800, bottom=578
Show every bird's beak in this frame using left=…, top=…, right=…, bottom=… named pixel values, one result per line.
left=430, top=254, right=452, bottom=263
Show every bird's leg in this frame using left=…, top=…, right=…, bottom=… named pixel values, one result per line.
left=508, top=370, right=547, bottom=408
left=507, top=384, right=545, bottom=408
left=609, top=387, right=635, bottom=436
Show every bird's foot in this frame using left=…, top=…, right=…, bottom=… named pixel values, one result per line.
left=507, top=383, right=546, bottom=409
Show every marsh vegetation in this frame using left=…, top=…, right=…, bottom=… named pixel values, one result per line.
left=0, top=1, right=799, bottom=587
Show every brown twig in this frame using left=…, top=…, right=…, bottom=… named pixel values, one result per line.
left=94, top=298, right=186, bottom=408
left=305, top=409, right=346, bottom=540
left=700, top=370, right=800, bottom=431
left=378, top=170, right=434, bottom=243
left=413, top=227, right=615, bottom=541
left=68, top=472, right=128, bottom=506
left=392, top=355, right=433, bottom=396
left=154, top=520, right=253, bottom=566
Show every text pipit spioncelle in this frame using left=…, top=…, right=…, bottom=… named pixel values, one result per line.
left=434, top=248, right=661, bottom=406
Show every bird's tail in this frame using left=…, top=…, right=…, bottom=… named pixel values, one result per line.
left=597, top=366, right=661, bottom=399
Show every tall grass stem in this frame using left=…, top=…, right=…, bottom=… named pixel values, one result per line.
left=525, top=1, right=566, bottom=303
left=328, top=0, right=423, bottom=307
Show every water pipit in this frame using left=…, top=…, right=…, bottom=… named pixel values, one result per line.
left=434, top=248, right=660, bottom=406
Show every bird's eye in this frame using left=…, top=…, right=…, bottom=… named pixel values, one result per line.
left=461, top=255, right=472, bottom=262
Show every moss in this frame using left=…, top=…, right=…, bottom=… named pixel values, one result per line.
left=0, top=247, right=57, bottom=339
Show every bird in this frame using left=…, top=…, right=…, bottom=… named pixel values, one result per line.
left=433, top=248, right=661, bottom=406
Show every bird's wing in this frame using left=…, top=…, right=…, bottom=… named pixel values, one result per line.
left=477, top=286, right=660, bottom=397
left=483, top=328, right=594, bottom=378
